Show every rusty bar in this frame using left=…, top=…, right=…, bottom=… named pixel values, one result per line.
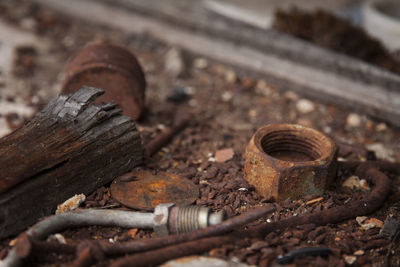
left=71, top=247, right=94, bottom=267
left=71, top=241, right=104, bottom=267
left=338, top=160, right=400, bottom=175
left=144, top=109, right=191, bottom=158
left=110, top=235, right=244, bottom=267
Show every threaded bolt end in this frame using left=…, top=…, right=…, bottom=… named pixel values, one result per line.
left=168, top=206, right=226, bottom=234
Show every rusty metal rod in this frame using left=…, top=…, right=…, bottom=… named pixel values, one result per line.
left=247, top=164, right=391, bottom=238
left=338, top=160, right=400, bottom=175
left=110, top=165, right=391, bottom=267
left=144, top=109, right=191, bottom=158
left=101, top=204, right=275, bottom=257
left=111, top=235, right=245, bottom=267
left=71, top=247, right=94, bottom=267
left=71, top=241, right=105, bottom=267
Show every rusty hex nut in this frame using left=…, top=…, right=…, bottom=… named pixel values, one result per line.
left=62, top=43, right=146, bottom=120
left=243, top=124, right=337, bottom=201
left=153, top=203, right=175, bottom=236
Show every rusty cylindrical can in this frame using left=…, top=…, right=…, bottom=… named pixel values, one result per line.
left=62, top=43, right=146, bottom=120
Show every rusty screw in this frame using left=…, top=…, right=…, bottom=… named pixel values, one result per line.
left=62, top=43, right=146, bottom=120
left=243, top=124, right=337, bottom=201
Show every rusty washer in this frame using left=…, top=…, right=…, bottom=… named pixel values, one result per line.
left=61, top=43, right=146, bottom=120
left=243, top=124, right=337, bottom=201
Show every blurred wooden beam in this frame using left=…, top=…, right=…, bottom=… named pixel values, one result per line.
left=35, top=0, right=400, bottom=126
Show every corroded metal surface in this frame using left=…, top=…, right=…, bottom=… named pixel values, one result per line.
left=62, top=43, right=146, bottom=120
left=243, top=124, right=337, bottom=201
left=110, top=170, right=199, bottom=210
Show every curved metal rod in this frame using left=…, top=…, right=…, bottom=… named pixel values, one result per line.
left=1, top=209, right=154, bottom=267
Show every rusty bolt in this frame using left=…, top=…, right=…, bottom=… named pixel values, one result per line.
left=62, top=43, right=146, bottom=120
left=153, top=204, right=226, bottom=236
left=243, top=124, right=337, bottom=201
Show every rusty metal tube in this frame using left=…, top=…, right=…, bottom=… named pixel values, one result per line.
left=62, top=43, right=146, bottom=120
left=2, top=205, right=225, bottom=267
left=1, top=210, right=154, bottom=267
left=26, top=209, right=155, bottom=239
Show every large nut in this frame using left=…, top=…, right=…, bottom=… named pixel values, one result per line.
left=153, top=203, right=174, bottom=236
left=244, top=124, right=337, bottom=201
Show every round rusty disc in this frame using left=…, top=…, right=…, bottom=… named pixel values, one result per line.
left=110, top=170, right=199, bottom=211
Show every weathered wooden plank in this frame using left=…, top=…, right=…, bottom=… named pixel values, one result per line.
left=34, top=0, right=400, bottom=126
left=0, top=87, right=143, bottom=239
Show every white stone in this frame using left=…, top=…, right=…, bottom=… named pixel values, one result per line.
left=56, top=194, right=86, bottom=214
left=164, top=48, right=184, bottom=77
left=344, top=255, right=357, bottom=265
left=366, top=143, right=395, bottom=162
left=296, top=99, right=315, bottom=114
left=224, top=69, right=236, bottom=83
left=376, top=123, right=387, bottom=132
left=346, top=113, right=362, bottom=127
left=255, top=80, right=272, bottom=96
left=283, top=91, right=299, bottom=101
left=47, top=233, right=67, bottom=244
left=193, top=58, right=208, bottom=69
left=221, top=91, right=233, bottom=102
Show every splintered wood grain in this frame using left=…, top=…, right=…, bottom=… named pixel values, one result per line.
left=0, top=86, right=143, bottom=239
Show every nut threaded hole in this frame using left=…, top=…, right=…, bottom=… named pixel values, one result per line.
left=260, top=129, right=324, bottom=162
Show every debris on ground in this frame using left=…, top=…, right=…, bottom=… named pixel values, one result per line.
left=214, top=148, right=235, bottom=163
left=56, top=194, right=86, bottom=214
left=1, top=1, right=400, bottom=266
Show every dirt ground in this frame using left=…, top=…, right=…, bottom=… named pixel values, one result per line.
left=1, top=1, right=400, bottom=266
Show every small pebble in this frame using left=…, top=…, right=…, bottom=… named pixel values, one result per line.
left=221, top=91, right=233, bottom=102
left=193, top=58, right=208, bottom=69
left=167, top=86, right=189, bottom=102
left=356, top=216, right=368, bottom=225
left=344, top=255, right=357, bottom=265
left=47, top=233, right=67, bottom=244
left=255, top=80, right=272, bottom=96
left=188, top=99, right=198, bottom=107
left=9, top=238, right=17, bottom=247
left=296, top=99, right=315, bottom=114
left=284, top=91, right=299, bottom=101
left=305, top=197, right=324, bottom=205
left=127, top=228, right=138, bottom=239
left=248, top=109, right=257, bottom=118
left=354, top=250, right=364, bottom=256
left=215, top=148, right=234, bottom=163
left=224, top=69, right=237, bottom=83
left=56, top=194, right=86, bottom=214
left=342, top=176, right=369, bottom=190
left=376, top=123, right=387, bottom=132
left=346, top=113, right=361, bottom=127
left=356, top=216, right=383, bottom=230
left=164, top=48, right=184, bottom=77
left=366, top=143, right=395, bottom=162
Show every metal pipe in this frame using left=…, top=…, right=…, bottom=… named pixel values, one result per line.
left=1, top=204, right=225, bottom=267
